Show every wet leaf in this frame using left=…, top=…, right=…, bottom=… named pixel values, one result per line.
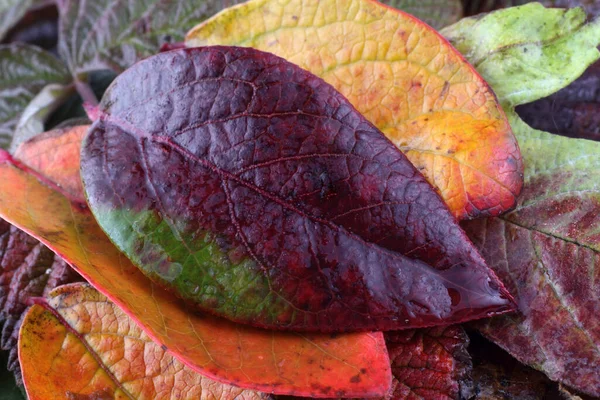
left=57, top=0, right=245, bottom=77
left=445, top=4, right=600, bottom=396
left=383, top=325, right=472, bottom=400
left=186, top=0, right=523, bottom=220
left=0, top=152, right=392, bottom=397
left=19, top=282, right=270, bottom=400
left=81, top=46, right=514, bottom=333
left=0, top=43, right=70, bottom=150
left=442, top=3, right=600, bottom=108
left=383, top=0, right=462, bottom=29
left=0, top=0, right=32, bottom=41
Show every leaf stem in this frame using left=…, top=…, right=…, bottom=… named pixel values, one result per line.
left=74, top=78, right=98, bottom=107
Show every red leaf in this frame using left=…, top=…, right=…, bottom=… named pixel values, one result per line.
left=384, top=326, right=472, bottom=400
left=81, top=46, right=515, bottom=333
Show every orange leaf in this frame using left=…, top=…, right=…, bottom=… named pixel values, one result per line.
left=0, top=142, right=391, bottom=397
left=185, top=0, right=523, bottom=220
left=19, top=283, right=269, bottom=400
left=14, top=125, right=88, bottom=202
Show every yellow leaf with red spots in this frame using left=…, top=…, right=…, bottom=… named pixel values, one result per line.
left=0, top=129, right=391, bottom=397
left=186, top=0, right=523, bottom=219
left=19, top=283, right=270, bottom=400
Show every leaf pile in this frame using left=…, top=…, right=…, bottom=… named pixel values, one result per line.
left=3, top=0, right=600, bottom=398
left=444, top=3, right=600, bottom=396
left=0, top=135, right=393, bottom=397
left=0, top=126, right=87, bottom=384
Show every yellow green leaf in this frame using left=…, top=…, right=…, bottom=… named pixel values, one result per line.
left=185, top=0, right=523, bottom=220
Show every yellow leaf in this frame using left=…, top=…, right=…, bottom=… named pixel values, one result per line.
left=186, top=0, right=523, bottom=219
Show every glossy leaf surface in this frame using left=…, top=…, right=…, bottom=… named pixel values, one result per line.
left=0, top=151, right=392, bottom=397
left=81, top=46, right=514, bottom=333
left=19, top=283, right=270, bottom=400
left=0, top=44, right=70, bottom=150
left=383, top=326, right=472, bottom=400
left=445, top=4, right=600, bottom=396
left=57, top=0, right=245, bottom=76
left=186, top=0, right=523, bottom=220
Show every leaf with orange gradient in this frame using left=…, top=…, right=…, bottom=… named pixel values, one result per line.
left=185, top=0, right=523, bottom=220
left=0, top=148, right=391, bottom=397
left=0, top=126, right=87, bottom=384
left=13, top=124, right=88, bottom=201
left=19, top=282, right=270, bottom=400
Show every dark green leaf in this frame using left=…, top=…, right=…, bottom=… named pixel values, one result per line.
left=0, top=44, right=69, bottom=150
left=57, top=0, right=245, bottom=76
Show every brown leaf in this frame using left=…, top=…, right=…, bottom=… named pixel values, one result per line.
left=383, top=326, right=473, bottom=400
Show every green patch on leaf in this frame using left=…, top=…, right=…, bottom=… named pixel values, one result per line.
left=96, top=207, right=291, bottom=322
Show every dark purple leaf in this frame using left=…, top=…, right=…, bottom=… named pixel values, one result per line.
left=81, top=46, right=514, bottom=333
left=517, top=60, right=600, bottom=141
